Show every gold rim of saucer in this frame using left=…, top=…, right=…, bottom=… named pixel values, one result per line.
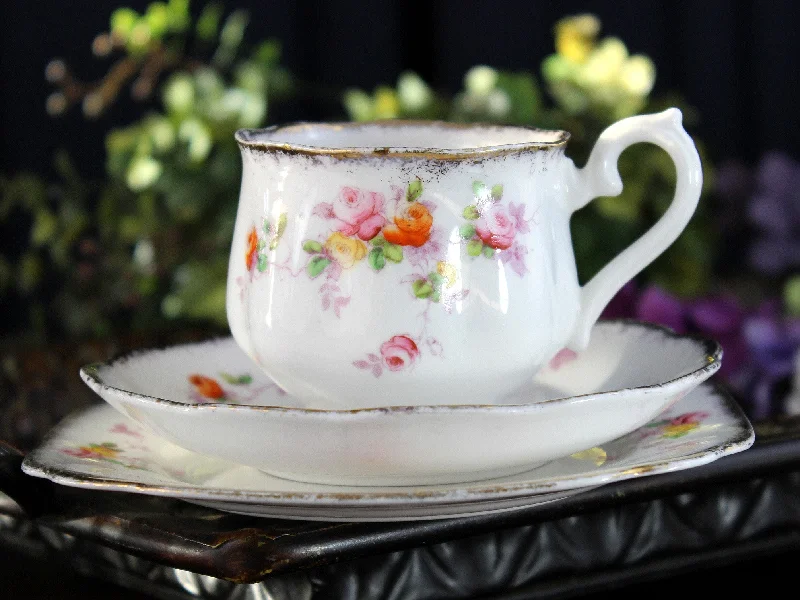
left=235, top=120, right=571, bottom=160
left=79, top=321, right=722, bottom=415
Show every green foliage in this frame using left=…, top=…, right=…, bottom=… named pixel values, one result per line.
left=2, top=10, right=721, bottom=341
left=342, top=13, right=717, bottom=301
left=2, top=2, right=288, bottom=339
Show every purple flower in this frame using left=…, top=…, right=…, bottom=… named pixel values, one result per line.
left=601, top=280, right=638, bottom=320
left=746, top=152, right=800, bottom=275
left=636, top=286, right=688, bottom=334
left=601, top=283, right=800, bottom=418
left=741, top=310, right=800, bottom=418
left=688, top=296, right=748, bottom=378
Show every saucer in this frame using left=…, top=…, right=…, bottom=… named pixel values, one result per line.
left=79, top=321, right=722, bottom=486
left=22, top=383, right=753, bottom=521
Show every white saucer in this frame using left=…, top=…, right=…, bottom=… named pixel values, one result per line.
left=22, top=383, right=752, bottom=521
left=77, top=322, right=724, bottom=486
left=77, top=321, right=723, bottom=485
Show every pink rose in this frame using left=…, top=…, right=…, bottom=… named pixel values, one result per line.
left=380, top=335, right=420, bottom=371
left=475, top=204, right=516, bottom=250
left=670, top=411, right=709, bottom=425
left=333, top=187, right=386, bottom=241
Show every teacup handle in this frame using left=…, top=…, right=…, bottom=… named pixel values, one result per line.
left=566, top=108, right=702, bottom=350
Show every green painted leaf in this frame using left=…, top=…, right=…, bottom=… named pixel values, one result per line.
left=483, top=246, right=495, bottom=258
left=467, top=239, right=483, bottom=257
left=257, top=254, right=268, bottom=272
left=407, top=178, right=423, bottom=202
left=307, top=256, right=331, bottom=278
left=370, top=235, right=387, bottom=247
left=268, top=212, right=288, bottom=249
left=302, top=240, right=323, bottom=253
left=428, top=272, right=445, bottom=289
left=462, top=205, right=480, bottom=220
left=368, top=247, right=386, bottom=271
left=256, top=239, right=266, bottom=251
left=459, top=223, right=477, bottom=239
left=276, top=212, right=288, bottom=237
left=263, top=219, right=270, bottom=234
left=472, top=181, right=487, bottom=196
left=431, top=289, right=442, bottom=303
left=491, top=184, right=504, bottom=200
left=383, top=244, right=403, bottom=263
left=412, top=279, right=433, bottom=299
left=220, top=372, right=253, bottom=385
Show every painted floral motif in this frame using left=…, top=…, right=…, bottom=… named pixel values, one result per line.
left=110, top=423, right=143, bottom=438
left=303, top=180, right=431, bottom=277
left=459, top=181, right=532, bottom=277
left=383, top=198, right=434, bottom=247
left=244, top=213, right=288, bottom=274
left=63, top=442, right=121, bottom=460
left=354, top=334, right=422, bottom=377
left=571, top=447, right=608, bottom=466
left=643, top=411, right=710, bottom=439
left=188, top=372, right=255, bottom=403
left=62, top=442, right=150, bottom=470
left=548, top=348, right=578, bottom=370
left=301, top=179, right=443, bottom=317
left=328, top=186, right=387, bottom=240
left=408, top=260, right=467, bottom=305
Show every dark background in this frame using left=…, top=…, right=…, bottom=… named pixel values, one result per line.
left=3, top=1, right=800, bottom=597
left=3, top=0, right=800, bottom=179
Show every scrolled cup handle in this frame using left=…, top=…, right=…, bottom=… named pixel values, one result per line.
left=566, top=108, right=703, bottom=349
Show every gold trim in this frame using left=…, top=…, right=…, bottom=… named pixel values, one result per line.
left=235, top=120, right=570, bottom=160
left=79, top=321, right=723, bottom=416
left=22, top=384, right=754, bottom=504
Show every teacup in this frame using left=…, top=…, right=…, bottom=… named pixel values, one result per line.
left=228, top=109, right=702, bottom=408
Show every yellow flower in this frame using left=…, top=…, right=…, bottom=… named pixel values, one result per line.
left=436, top=261, right=458, bottom=288
left=325, top=232, right=367, bottom=269
left=662, top=423, right=699, bottom=438
left=619, top=55, right=656, bottom=96
left=571, top=447, right=607, bottom=466
left=555, top=14, right=600, bottom=63
left=373, top=87, right=400, bottom=119
left=88, top=444, right=120, bottom=458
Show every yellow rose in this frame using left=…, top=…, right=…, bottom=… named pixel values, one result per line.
left=436, top=261, right=458, bottom=288
left=325, top=232, right=367, bottom=269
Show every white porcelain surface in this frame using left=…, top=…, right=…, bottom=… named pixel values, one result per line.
left=228, top=111, right=703, bottom=408
left=80, top=321, right=722, bottom=486
left=22, top=382, right=753, bottom=521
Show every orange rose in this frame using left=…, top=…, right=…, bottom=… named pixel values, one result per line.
left=245, top=226, right=258, bottom=270
left=189, top=375, right=225, bottom=399
left=382, top=202, right=433, bottom=247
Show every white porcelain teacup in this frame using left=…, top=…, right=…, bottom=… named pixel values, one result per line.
left=228, top=110, right=702, bottom=408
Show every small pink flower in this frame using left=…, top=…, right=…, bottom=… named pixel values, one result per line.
left=110, top=423, right=143, bottom=438
left=498, top=241, right=529, bottom=277
left=549, top=348, right=578, bottom=370
left=669, top=411, right=709, bottom=425
left=380, top=335, right=420, bottom=371
left=333, top=187, right=386, bottom=241
left=475, top=204, right=516, bottom=250
left=508, top=201, right=530, bottom=234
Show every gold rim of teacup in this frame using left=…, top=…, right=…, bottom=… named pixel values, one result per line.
left=235, top=120, right=571, bottom=160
